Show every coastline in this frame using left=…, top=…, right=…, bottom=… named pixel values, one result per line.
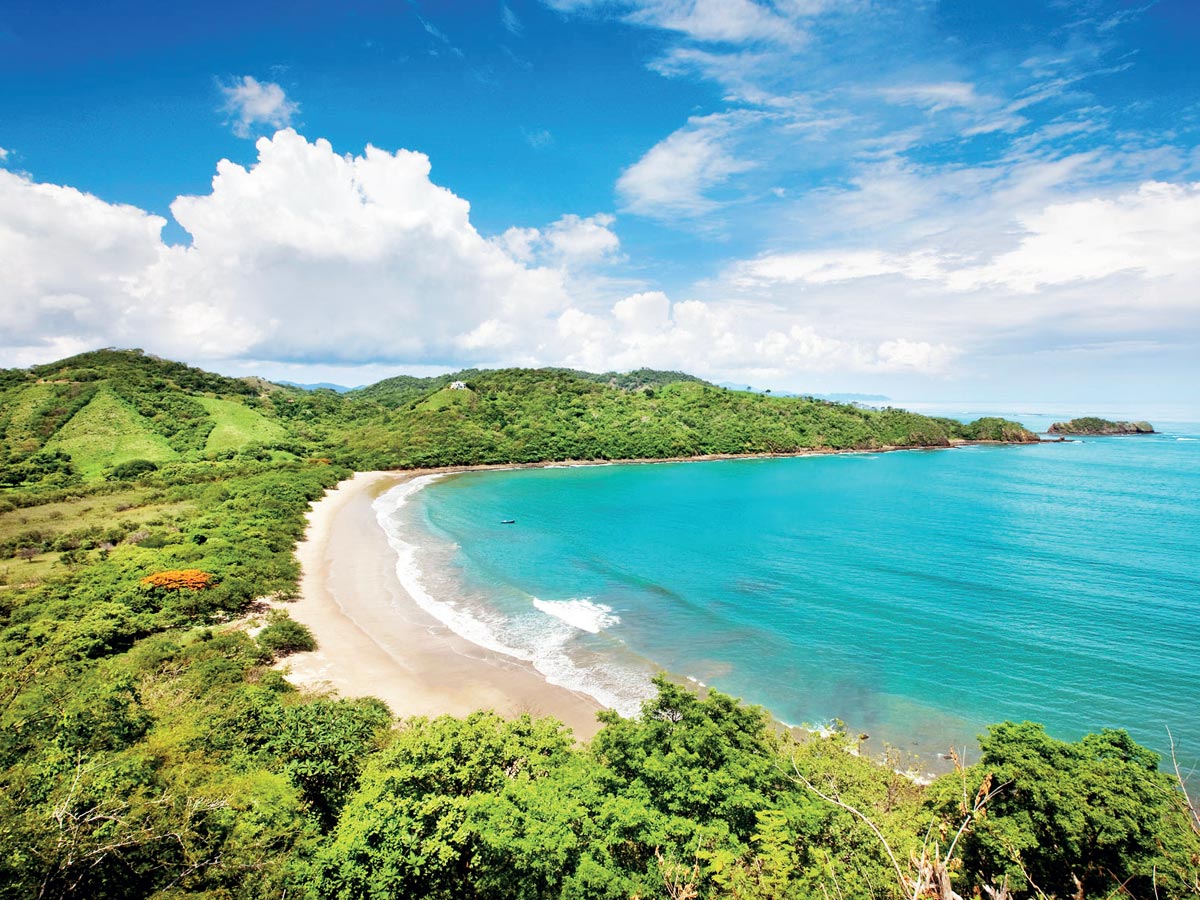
left=280, top=440, right=1040, bottom=752
left=280, top=470, right=607, bottom=739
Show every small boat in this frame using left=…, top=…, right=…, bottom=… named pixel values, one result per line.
left=500, top=519, right=516, bottom=524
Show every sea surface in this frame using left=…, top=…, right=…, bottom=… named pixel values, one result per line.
left=375, top=412, right=1200, bottom=773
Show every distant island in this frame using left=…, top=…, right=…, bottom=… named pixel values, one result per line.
left=1047, top=417, right=1155, bottom=435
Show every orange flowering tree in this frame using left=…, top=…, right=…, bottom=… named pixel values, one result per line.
left=140, top=569, right=213, bottom=592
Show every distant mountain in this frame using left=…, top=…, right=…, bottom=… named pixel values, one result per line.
left=816, top=392, right=891, bottom=403
left=716, top=384, right=890, bottom=404
left=277, top=380, right=360, bottom=393
left=717, top=382, right=802, bottom=398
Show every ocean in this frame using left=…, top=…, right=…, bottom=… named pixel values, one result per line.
left=374, top=412, right=1200, bottom=773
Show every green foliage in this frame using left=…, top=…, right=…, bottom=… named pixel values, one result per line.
left=309, top=711, right=589, bottom=899
left=268, top=696, right=392, bottom=831
left=1048, top=416, right=1155, bottom=435
left=926, top=722, right=1200, bottom=899
left=196, top=394, right=290, bottom=451
left=340, top=370, right=1036, bottom=470
left=108, top=458, right=159, bottom=480
left=259, top=610, right=318, bottom=656
left=950, top=416, right=1039, bottom=442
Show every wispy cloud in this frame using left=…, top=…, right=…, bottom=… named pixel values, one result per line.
left=502, top=3, right=524, bottom=35
left=219, top=76, right=299, bottom=139
left=418, top=14, right=465, bottom=58
left=521, top=127, right=554, bottom=149
left=544, top=0, right=805, bottom=44
left=617, top=112, right=759, bottom=218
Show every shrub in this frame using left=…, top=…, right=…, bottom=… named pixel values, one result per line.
left=109, top=459, right=159, bottom=480
left=258, top=613, right=316, bottom=656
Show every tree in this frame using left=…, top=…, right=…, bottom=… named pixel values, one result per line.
left=926, top=722, right=1200, bottom=899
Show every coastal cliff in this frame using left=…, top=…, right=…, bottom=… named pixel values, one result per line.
left=1047, top=417, right=1155, bottom=435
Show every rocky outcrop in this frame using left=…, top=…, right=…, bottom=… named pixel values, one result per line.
left=1047, top=417, right=1155, bottom=435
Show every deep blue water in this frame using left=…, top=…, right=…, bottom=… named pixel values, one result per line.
left=378, top=420, right=1200, bottom=773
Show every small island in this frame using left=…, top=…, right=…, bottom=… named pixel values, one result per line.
left=1047, top=416, right=1155, bottom=435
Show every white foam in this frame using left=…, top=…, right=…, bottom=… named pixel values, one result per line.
left=532, top=597, right=618, bottom=633
left=373, top=476, right=529, bottom=661
left=372, top=479, right=650, bottom=718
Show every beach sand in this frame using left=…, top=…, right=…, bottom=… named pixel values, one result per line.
left=280, top=470, right=606, bottom=740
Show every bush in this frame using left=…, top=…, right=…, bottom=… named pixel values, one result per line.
left=258, top=613, right=316, bottom=656
left=109, top=459, right=159, bottom=480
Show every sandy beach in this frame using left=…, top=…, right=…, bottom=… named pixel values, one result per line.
left=280, top=470, right=607, bottom=739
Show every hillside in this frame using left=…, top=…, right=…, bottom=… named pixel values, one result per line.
left=342, top=368, right=1037, bottom=469
left=0, top=349, right=309, bottom=487
left=0, top=351, right=1037, bottom=489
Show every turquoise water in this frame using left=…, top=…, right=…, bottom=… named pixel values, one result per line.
left=379, top=421, right=1200, bottom=772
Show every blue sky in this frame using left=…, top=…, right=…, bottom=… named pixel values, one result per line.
left=1, top=0, right=1198, bottom=410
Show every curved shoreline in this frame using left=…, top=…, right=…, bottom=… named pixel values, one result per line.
left=280, top=470, right=607, bottom=739
left=280, top=441, right=1038, bottom=750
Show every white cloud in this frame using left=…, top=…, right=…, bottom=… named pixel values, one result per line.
left=496, top=213, right=620, bottom=266
left=553, top=290, right=951, bottom=376
left=0, top=147, right=8, bottom=164
left=2, top=131, right=1196, bottom=393
left=877, top=81, right=982, bottom=112
left=0, top=131, right=572, bottom=365
left=521, top=127, right=554, bottom=149
left=543, top=0, right=801, bottom=44
left=220, top=76, right=299, bottom=139
left=617, top=113, right=757, bottom=218
left=627, top=0, right=801, bottom=44
left=948, top=180, right=1200, bottom=293
left=737, top=181, right=1200, bottom=297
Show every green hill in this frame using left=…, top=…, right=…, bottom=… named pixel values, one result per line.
left=0, top=349, right=302, bottom=487
left=43, top=388, right=179, bottom=478
left=0, top=350, right=1039, bottom=487
left=341, top=368, right=1038, bottom=469
left=196, top=396, right=290, bottom=452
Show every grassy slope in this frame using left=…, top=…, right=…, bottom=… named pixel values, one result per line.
left=196, top=396, right=289, bottom=451
left=0, top=382, right=56, bottom=453
left=0, top=490, right=195, bottom=588
left=43, top=388, right=178, bottom=478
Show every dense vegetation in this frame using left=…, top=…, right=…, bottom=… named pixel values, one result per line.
left=2, top=349, right=1193, bottom=898
left=1047, top=417, right=1155, bottom=435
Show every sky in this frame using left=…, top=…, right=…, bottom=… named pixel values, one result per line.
left=1, top=0, right=1198, bottom=409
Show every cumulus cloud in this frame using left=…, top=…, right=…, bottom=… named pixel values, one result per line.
left=496, top=213, right=620, bottom=266
left=0, top=147, right=8, bottom=164
left=2, top=130, right=1196, bottom=390
left=617, top=113, right=757, bottom=218
left=219, top=76, right=299, bottom=138
left=0, top=131, right=573, bottom=365
left=553, top=290, right=954, bottom=376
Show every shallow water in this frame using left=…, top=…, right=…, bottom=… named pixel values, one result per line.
left=380, top=420, right=1200, bottom=771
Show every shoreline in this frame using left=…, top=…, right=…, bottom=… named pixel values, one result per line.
left=281, top=443, right=1036, bottom=758
left=280, top=470, right=607, bottom=739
